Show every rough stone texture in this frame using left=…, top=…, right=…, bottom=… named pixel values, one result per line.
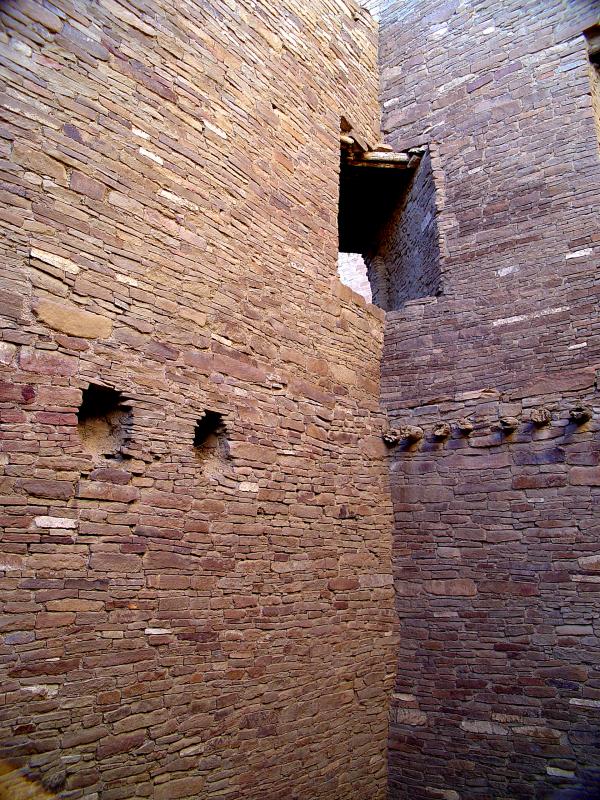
left=0, top=2, right=396, bottom=799
left=589, top=47, right=600, bottom=147
left=378, top=0, right=600, bottom=798
left=366, top=150, right=441, bottom=310
left=33, top=299, right=112, bottom=339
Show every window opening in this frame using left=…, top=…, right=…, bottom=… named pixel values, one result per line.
left=78, top=384, right=132, bottom=458
left=337, top=124, right=441, bottom=311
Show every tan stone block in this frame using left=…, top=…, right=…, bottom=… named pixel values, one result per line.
left=18, top=0, right=62, bottom=31
left=89, top=553, right=142, bottom=572
left=46, top=599, right=104, bottom=612
left=513, top=725, right=561, bottom=741
left=19, top=478, right=74, bottom=500
left=461, top=719, right=508, bottom=735
left=33, top=299, right=112, bottom=339
left=180, top=307, right=207, bottom=326
left=30, top=248, right=80, bottom=275
left=36, top=612, right=76, bottom=627
left=12, top=142, right=67, bottom=183
left=28, top=554, right=87, bottom=570
left=228, top=442, right=278, bottom=463
left=78, top=481, right=138, bottom=503
left=570, top=466, right=600, bottom=486
left=154, top=776, right=205, bottom=800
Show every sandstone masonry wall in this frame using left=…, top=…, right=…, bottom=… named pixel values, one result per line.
left=0, top=2, right=397, bottom=798
left=366, top=149, right=441, bottom=310
left=378, top=0, right=600, bottom=798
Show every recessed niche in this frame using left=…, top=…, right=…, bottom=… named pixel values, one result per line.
left=194, top=410, right=229, bottom=474
left=77, top=384, right=131, bottom=458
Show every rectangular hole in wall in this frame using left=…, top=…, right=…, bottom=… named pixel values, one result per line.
left=337, top=133, right=441, bottom=311
left=78, top=384, right=132, bottom=458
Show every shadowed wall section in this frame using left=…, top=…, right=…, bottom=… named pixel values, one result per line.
left=365, top=150, right=441, bottom=310
left=378, top=0, right=600, bottom=798
left=0, top=2, right=396, bottom=798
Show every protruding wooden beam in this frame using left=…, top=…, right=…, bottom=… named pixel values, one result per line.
left=347, top=148, right=423, bottom=169
left=360, top=151, right=410, bottom=164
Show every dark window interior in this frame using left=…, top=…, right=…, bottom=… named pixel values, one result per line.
left=338, top=138, right=441, bottom=311
left=194, top=410, right=226, bottom=449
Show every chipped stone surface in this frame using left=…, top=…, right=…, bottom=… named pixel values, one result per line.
left=578, top=555, right=600, bottom=571
left=395, top=709, right=427, bottom=726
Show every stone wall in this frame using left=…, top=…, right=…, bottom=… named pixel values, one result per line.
left=0, top=2, right=397, bottom=798
left=378, top=0, right=600, bottom=797
left=366, top=150, right=441, bottom=310
left=588, top=33, right=600, bottom=149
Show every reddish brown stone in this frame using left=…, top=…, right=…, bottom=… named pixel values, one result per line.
left=18, top=479, right=74, bottom=500
left=78, top=481, right=139, bottom=503
left=96, top=732, right=145, bottom=759
left=426, top=579, right=478, bottom=597
left=70, top=170, right=106, bottom=200
left=570, top=467, right=600, bottom=486
left=88, top=553, right=142, bottom=572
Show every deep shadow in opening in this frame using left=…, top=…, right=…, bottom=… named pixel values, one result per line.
left=194, top=410, right=230, bottom=479
left=78, top=384, right=132, bottom=458
left=194, top=409, right=227, bottom=455
left=194, top=410, right=226, bottom=449
left=338, top=139, right=441, bottom=311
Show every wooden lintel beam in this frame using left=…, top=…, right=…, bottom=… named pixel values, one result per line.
left=361, top=151, right=410, bottom=164
left=347, top=160, right=409, bottom=169
left=348, top=150, right=423, bottom=170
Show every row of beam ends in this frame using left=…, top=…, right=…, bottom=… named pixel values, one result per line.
left=382, top=404, right=594, bottom=446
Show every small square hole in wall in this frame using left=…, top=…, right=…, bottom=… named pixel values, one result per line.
left=78, top=384, right=132, bottom=458
left=194, top=410, right=228, bottom=460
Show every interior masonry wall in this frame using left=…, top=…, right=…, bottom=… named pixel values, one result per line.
left=377, top=0, right=600, bottom=798
left=0, top=2, right=397, bottom=799
left=366, top=150, right=441, bottom=311
left=589, top=52, right=600, bottom=147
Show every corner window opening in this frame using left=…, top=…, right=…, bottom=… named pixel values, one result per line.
left=337, top=126, right=441, bottom=311
left=78, top=384, right=132, bottom=458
